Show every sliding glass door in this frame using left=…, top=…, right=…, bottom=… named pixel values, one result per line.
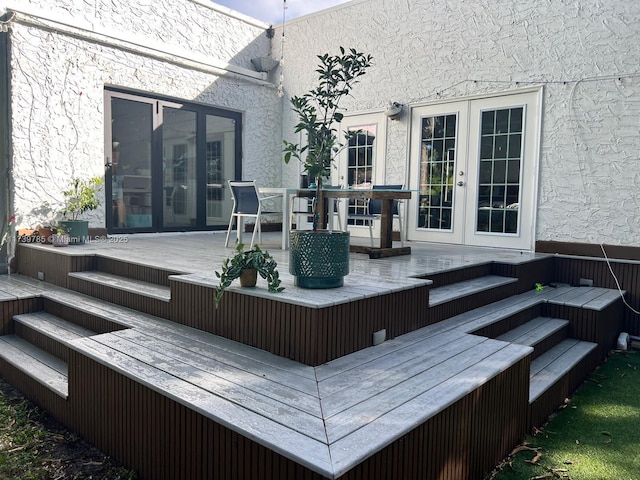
left=105, top=90, right=242, bottom=233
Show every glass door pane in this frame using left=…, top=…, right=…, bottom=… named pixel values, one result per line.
left=110, top=97, right=153, bottom=230
left=162, top=107, right=197, bottom=228
left=476, top=107, right=523, bottom=234
left=206, top=114, right=236, bottom=226
left=347, top=125, right=376, bottom=226
left=417, top=114, right=457, bottom=230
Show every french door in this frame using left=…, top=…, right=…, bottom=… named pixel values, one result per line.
left=104, top=90, right=242, bottom=233
left=407, top=89, right=541, bottom=250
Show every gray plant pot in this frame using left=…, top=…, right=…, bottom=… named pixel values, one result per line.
left=59, top=220, right=89, bottom=245
left=289, top=230, right=350, bottom=288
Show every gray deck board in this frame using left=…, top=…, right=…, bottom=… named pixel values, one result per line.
left=68, top=271, right=171, bottom=302
left=14, top=312, right=96, bottom=341
left=496, top=317, right=568, bottom=346
left=529, top=339, right=598, bottom=402
left=85, top=332, right=326, bottom=440
left=0, top=335, right=68, bottom=398
left=428, top=275, right=518, bottom=306
left=328, top=342, right=532, bottom=479
left=324, top=338, right=521, bottom=444
left=109, top=328, right=321, bottom=409
left=70, top=335, right=334, bottom=478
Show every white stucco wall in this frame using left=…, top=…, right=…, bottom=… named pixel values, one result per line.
left=3, top=0, right=282, bottom=229
left=278, top=0, right=640, bottom=248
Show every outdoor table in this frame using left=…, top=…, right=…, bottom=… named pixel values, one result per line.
left=296, top=187, right=412, bottom=258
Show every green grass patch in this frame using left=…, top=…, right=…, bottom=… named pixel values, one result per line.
left=489, top=350, right=640, bottom=480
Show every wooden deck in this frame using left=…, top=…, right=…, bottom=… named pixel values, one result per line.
left=0, top=233, right=627, bottom=479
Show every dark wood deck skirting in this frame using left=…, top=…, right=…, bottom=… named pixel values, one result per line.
left=15, top=245, right=94, bottom=288
left=67, top=275, right=171, bottom=319
left=340, top=356, right=531, bottom=480
left=421, top=263, right=493, bottom=288
left=42, top=298, right=127, bottom=334
left=493, top=256, right=556, bottom=294
left=170, top=278, right=431, bottom=366
left=1, top=298, right=41, bottom=335
left=95, top=257, right=182, bottom=287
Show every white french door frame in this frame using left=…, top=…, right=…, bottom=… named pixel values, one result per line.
left=407, top=87, right=542, bottom=250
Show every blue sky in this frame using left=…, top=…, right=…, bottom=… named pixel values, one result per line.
left=212, top=0, right=351, bottom=24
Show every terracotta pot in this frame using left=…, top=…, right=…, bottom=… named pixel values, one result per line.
left=239, top=268, right=258, bottom=287
left=38, top=227, right=54, bottom=244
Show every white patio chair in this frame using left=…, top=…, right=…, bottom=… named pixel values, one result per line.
left=224, top=180, right=281, bottom=248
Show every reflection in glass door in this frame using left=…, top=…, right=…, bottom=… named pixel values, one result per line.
left=476, top=107, right=522, bottom=234
left=109, top=96, right=154, bottom=230
left=206, top=114, right=236, bottom=226
left=162, top=107, right=197, bottom=228
left=417, top=114, right=457, bottom=230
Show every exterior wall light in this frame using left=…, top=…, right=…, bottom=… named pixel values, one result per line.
left=384, top=102, right=403, bottom=120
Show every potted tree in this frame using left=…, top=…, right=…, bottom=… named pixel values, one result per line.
left=214, top=242, right=284, bottom=307
left=59, top=176, right=103, bottom=245
left=283, top=47, right=373, bottom=288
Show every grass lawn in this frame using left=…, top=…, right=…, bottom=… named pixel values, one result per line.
left=489, top=349, right=640, bottom=480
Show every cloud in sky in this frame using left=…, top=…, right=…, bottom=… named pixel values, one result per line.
left=212, top=0, right=351, bottom=24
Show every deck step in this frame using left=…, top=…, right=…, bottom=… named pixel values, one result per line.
left=0, top=335, right=68, bottom=398
left=496, top=317, right=569, bottom=358
left=14, top=311, right=97, bottom=341
left=428, top=275, right=518, bottom=307
left=529, top=338, right=598, bottom=403
left=68, top=271, right=171, bottom=302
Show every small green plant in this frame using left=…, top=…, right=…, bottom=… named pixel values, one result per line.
left=62, top=177, right=103, bottom=220
left=214, top=243, right=284, bottom=307
left=535, top=282, right=546, bottom=291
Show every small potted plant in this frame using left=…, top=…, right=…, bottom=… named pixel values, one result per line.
left=214, top=242, right=284, bottom=307
left=51, top=225, right=70, bottom=247
left=59, top=176, right=103, bottom=245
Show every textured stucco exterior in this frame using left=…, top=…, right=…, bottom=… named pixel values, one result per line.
left=1, top=0, right=639, bottom=251
left=278, top=0, right=640, bottom=248
left=1, top=0, right=282, bottom=231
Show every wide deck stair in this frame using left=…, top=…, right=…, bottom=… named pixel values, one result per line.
left=0, top=249, right=626, bottom=479
left=66, top=257, right=177, bottom=318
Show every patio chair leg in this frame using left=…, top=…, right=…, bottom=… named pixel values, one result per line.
left=250, top=220, right=258, bottom=249
left=224, top=218, right=234, bottom=247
